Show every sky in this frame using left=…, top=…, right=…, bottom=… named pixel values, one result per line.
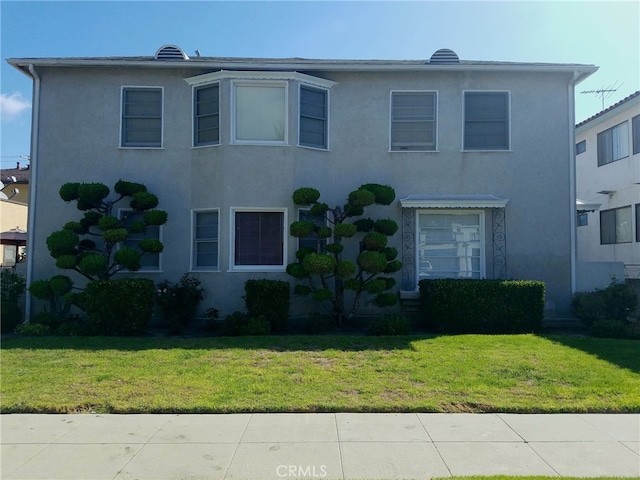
left=1, top=0, right=639, bottom=168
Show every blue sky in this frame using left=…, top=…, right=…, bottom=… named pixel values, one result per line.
left=1, top=0, right=639, bottom=167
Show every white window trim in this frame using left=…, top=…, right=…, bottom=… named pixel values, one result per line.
left=298, top=83, right=330, bottom=151
left=190, top=208, right=220, bottom=272
left=230, top=80, right=289, bottom=146
left=116, top=208, right=163, bottom=273
left=415, top=209, right=486, bottom=282
left=389, top=90, right=439, bottom=153
left=461, top=90, right=511, bottom=152
left=191, top=82, right=220, bottom=148
left=229, top=207, right=288, bottom=272
left=119, top=86, right=164, bottom=149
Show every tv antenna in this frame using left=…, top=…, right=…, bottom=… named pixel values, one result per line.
left=580, top=81, right=623, bottom=110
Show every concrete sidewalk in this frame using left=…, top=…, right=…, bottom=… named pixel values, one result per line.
left=1, top=413, right=639, bottom=479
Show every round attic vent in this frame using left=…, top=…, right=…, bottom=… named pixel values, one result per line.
left=429, top=49, right=459, bottom=64
left=155, top=45, right=189, bottom=61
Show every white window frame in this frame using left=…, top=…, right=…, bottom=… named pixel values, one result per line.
left=389, top=90, right=438, bottom=152
left=229, top=207, right=288, bottom=272
left=191, top=209, right=220, bottom=272
left=192, top=83, right=220, bottom=148
left=231, top=80, right=288, bottom=146
left=298, top=84, right=330, bottom=150
left=117, top=208, right=163, bottom=272
left=119, top=86, right=164, bottom=149
left=415, top=209, right=486, bottom=282
left=462, top=90, right=511, bottom=151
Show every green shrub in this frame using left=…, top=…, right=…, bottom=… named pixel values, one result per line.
left=419, top=279, right=545, bottom=334
left=590, top=319, right=632, bottom=339
left=292, top=187, right=321, bottom=205
left=1, top=269, right=26, bottom=333
left=243, top=279, right=290, bottom=332
left=572, top=280, right=638, bottom=324
left=156, top=274, right=204, bottom=333
left=369, top=314, right=410, bottom=336
left=221, top=311, right=271, bottom=336
left=15, top=322, right=51, bottom=336
left=83, top=278, right=155, bottom=335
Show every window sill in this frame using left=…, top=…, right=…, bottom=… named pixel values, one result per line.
left=227, top=267, right=286, bottom=273
left=230, top=141, right=289, bottom=147
left=298, top=144, right=330, bottom=152
left=118, top=146, right=165, bottom=150
left=461, top=149, right=512, bottom=153
left=389, top=150, right=439, bottom=153
left=190, top=268, right=221, bottom=273
left=191, top=143, right=221, bottom=150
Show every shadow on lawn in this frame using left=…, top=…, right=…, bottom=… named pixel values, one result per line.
left=0, top=334, right=429, bottom=352
left=541, top=334, right=640, bottom=374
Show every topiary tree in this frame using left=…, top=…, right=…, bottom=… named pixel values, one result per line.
left=287, top=183, right=400, bottom=325
left=44, top=180, right=167, bottom=281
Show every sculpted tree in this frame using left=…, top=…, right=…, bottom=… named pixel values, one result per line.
left=45, top=180, right=167, bottom=281
left=287, top=184, right=400, bottom=325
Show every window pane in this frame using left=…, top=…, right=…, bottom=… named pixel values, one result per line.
left=617, top=206, right=632, bottom=243
left=193, top=211, right=218, bottom=269
left=633, top=115, right=640, bottom=155
left=122, top=88, right=162, bottom=147
left=575, top=140, right=586, bottom=155
left=464, top=92, right=509, bottom=150
left=600, top=206, right=632, bottom=244
left=236, top=85, right=285, bottom=141
left=300, top=86, right=327, bottom=148
left=598, top=122, right=629, bottom=166
left=298, top=209, right=327, bottom=252
left=391, top=92, right=436, bottom=151
left=418, top=212, right=481, bottom=279
left=235, top=212, right=284, bottom=266
left=195, top=85, right=219, bottom=146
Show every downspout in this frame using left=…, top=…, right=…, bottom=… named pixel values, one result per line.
left=568, top=71, right=580, bottom=296
left=25, top=64, right=41, bottom=321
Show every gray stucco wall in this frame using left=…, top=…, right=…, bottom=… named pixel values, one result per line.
left=29, top=65, right=576, bottom=318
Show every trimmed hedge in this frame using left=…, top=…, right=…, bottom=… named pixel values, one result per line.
left=82, top=278, right=155, bottom=335
left=419, top=279, right=545, bottom=334
left=243, top=279, right=290, bottom=332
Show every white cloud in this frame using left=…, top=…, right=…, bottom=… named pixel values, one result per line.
left=1, top=92, right=31, bottom=122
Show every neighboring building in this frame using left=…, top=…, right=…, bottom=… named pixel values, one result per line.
left=575, top=91, right=640, bottom=282
left=0, top=162, right=30, bottom=267
left=8, top=46, right=596, bottom=318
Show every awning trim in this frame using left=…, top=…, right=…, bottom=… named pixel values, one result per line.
left=399, top=194, right=509, bottom=209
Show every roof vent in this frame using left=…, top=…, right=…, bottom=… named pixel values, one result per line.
left=429, top=49, right=459, bottom=64
left=155, top=45, right=190, bottom=61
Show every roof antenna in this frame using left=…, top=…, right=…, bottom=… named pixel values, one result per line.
left=195, top=49, right=201, bottom=57
left=580, top=81, right=623, bottom=110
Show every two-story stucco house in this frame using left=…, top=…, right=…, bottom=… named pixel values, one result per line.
left=8, top=46, right=597, bottom=319
left=575, top=91, right=640, bottom=286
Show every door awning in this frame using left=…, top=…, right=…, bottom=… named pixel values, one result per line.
left=399, top=194, right=509, bottom=209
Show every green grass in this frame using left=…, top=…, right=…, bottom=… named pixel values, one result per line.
left=1, top=334, right=639, bottom=413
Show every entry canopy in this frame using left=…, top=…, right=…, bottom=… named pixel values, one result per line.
left=399, top=194, right=509, bottom=209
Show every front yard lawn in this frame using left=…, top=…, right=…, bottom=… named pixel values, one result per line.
left=1, top=334, right=638, bottom=413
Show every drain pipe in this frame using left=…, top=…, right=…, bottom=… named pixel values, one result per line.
left=568, top=70, right=580, bottom=296
left=25, top=64, right=41, bottom=322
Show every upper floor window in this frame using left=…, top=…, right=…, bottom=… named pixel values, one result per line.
left=632, top=115, right=640, bottom=155
left=463, top=91, right=510, bottom=151
left=232, top=208, right=286, bottom=270
left=600, top=206, right=632, bottom=244
left=575, top=140, right=586, bottom=155
left=121, top=87, right=163, bottom=148
left=299, top=85, right=328, bottom=149
left=192, top=210, right=219, bottom=271
left=194, top=84, right=219, bottom=147
left=577, top=212, right=588, bottom=227
left=597, top=121, right=629, bottom=166
left=390, top=91, right=436, bottom=151
left=232, top=81, right=287, bottom=144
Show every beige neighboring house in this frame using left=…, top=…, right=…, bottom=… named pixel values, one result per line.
left=575, top=91, right=640, bottom=287
left=0, top=162, right=30, bottom=267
